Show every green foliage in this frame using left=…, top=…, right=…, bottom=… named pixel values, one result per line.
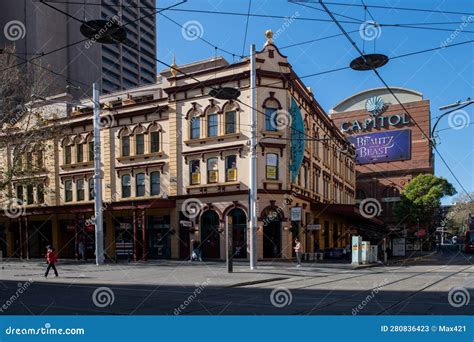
left=395, top=174, right=456, bottom=225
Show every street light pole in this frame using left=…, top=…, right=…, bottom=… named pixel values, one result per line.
left=432, top=98, right=473, bottom=143
left=93, top=82, right=104, bottom=265
left=249, top=43, right=257, bottom=270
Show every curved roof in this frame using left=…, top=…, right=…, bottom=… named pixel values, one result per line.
left=330, top=87, right=423, bottom=114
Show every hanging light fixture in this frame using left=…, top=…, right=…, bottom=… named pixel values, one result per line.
left=350, top=53, right=389, bottom=71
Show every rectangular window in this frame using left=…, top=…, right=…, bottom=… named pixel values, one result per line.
left=207, top=114, right=218, bottom=137
left=64, top=146, right=72, bottom=164
left=225, top=111, right=236, bottom=134
left=16, top=185, right=23, bottom=201
left=190, top=160, right=201, bottom=185
left=122, top=136, right=130, bottom=156
left=150, top=132, right=160, bottom=153
left=88, top=178, right=95, bottom=200
left=207, top=158, right=219, bottom=183
left=26, top=185, right=34, bottom=204
left=37, top=184, right=44, bottom=204
left=121, top=175, right=131, bottom=198
left=76, top=144, right=83, bottom=163
left=65, top=180, right=73, bottom=202
left=26, top=152, right=33, bottom=170
left=225, top=155, right=237, bottom=181
left=150, top=172, right=160, bottom=195
left=77, top=179, right=85, bottom=201
left=266, top=153, right=278, bottom=180
left=36, top=150, right=43, bottom=169
left=136, top=173, right=145, bottom=196
left=265, top=108, right=277, bottom=131
left=135, top=134, right=144, bottom=155
left=190, top=117, right=200, bottom=139
left=88, top=141, right=94, bottom=161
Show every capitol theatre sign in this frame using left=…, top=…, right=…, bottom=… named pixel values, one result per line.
left=340, top=96, right=411, bottom=133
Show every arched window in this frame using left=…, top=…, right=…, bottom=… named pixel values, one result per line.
left=34, top=145, right=43, bottom=169
left=207, top=112, right=218, bottom=137
left=190, top=117, right=200, bottom=140
left=266, top=153, right=278, bottom=180
left=64, top=145, right=72, bottom=164
left=150, top=171, right=160, bottom=195
left=148, top=123, right=161, bottom=153
left=76, top=143, right=84, bottom=163
left=121, top=174, right=131, bottom=198
left=86, top=134, right=94, bottom=162
left=135, top=133, right=145, bottom=155
left=207, top=157, right=219, bottom=183
left=119, top=128, right=131, bottom=157
left=136, top=173, right=145, bottom=197
left=356, top=189, right=366, bottom=200
left=16, top=184, right=23, bottom=201
left=225, top=110, right=236, bottom=134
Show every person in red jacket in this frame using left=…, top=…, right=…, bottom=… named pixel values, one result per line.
left=44, top=245, right=59, bottom=278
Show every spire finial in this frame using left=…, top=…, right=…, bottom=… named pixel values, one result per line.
left=264, top=29, right=273, bottom=46
left=170, top=54, right=178, bottom=77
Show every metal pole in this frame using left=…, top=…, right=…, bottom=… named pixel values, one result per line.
left=249, top=43, right=257, bottom=270
left=93, top=82, right=104, bottom=265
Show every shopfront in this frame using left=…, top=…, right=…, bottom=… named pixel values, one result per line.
left=147, top=215, right=171, bottom=259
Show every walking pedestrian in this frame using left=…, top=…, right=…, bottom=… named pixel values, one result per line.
left=44, top=245, right=59, bottom=278
left=294, top=238, right=302, bottom=267
left=78, top=240, right=85, bottom=261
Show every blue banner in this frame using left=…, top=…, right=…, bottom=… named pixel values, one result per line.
left=348, top=129, right=411, bottom=164
left=0, top=316, right=472, bottom=341
left=290, top=97, right=305, bottom=183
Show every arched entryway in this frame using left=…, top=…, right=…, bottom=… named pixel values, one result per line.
left=200, top=210, right=221, bottom=259
left=227, top=208, right=247, bottom=259
left=262, top=209, right=282, bottom=259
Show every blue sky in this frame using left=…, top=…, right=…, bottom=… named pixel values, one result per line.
left=155, top=0, right=474, bottom=204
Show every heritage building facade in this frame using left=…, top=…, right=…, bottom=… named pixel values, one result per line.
left=0, top=33, right=368, bottom=262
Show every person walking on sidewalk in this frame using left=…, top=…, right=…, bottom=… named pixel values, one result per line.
left=44, top=246, right=59, bottom=278
left=294, top=238, right=302, bottom=267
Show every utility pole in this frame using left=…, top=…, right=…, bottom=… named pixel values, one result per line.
left=249, top=44, right=257, bottom=270
left=93, top=82, right=104, bottom=265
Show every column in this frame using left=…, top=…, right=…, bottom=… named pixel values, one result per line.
left=132, top=209, right=137, bottom=262
left=141, top=210, right=147, bottom=261
left=24, top=216, right=29, bottom=260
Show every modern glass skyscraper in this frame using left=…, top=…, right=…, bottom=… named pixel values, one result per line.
left=1, top=0, right=157, bottom=97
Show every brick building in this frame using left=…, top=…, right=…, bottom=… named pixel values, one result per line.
left=330, top=87, right=434, bottom=239
left=0, top=31, right=380, bottom=261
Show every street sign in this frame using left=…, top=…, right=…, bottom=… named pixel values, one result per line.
left=180, top=220, right=193, bottom=227
left=307, top=224, right=321, bottom=231
left=290, top=207, right=302, bottom=221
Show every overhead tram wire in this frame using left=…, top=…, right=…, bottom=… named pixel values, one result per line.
left=241, top=0, right=253, bottom=58
left=315, top=0, right=473, bottom=201
left=313, top=0, right=474, bottom=17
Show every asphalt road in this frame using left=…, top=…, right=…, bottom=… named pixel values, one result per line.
left=0, top=250, right=472, bottom=315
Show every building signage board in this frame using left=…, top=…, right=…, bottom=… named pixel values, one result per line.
left=290, top=207, right=302, bottom=221
left=306, top=224, right=321, bottom=231
left=392, top=238, right=406, bottom=257
left=348, top=129, right=411, bottom=164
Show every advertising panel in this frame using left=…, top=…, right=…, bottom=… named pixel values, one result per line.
left=348, top=129, right=411, bottom=164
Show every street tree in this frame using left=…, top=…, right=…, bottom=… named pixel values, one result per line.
left=395, top=174, right=456, bottom=228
